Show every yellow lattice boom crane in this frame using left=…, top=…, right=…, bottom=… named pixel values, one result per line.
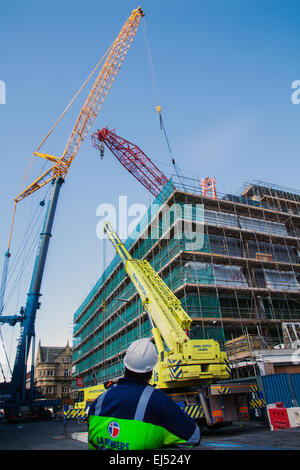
left=14, top=6, right=144, bottom=205
left=0, top=7, right=144, bottom=419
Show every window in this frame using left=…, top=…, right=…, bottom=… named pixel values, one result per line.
left=76, top=391, right=84, bottom=403
left=64, top=369, right=70, bottom=377
left=62, top=356, right=71, bottom=363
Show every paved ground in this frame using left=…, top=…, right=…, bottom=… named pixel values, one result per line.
left=0, top=418, right=300, bottom=451
left=0, top=419, right=88, bottom=450
left=197, top=421, right=300, bottom=450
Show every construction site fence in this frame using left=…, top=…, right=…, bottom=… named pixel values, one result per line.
left=258, top=372, right=300, bottom=408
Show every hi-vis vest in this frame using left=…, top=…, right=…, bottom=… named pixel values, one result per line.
left=88, top=378, right=200, bottom=451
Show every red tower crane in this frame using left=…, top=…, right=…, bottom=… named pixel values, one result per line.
left=91, top=127, right=169, bottom=198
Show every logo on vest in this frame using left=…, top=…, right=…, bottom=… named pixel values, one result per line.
left=108, top=421, right=120, bottom=439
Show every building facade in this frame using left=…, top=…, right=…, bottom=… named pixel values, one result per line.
left=72, top=178, right=300, bottom=388
left=34, top=341, right=73, bottom=399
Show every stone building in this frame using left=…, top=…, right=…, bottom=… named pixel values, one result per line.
left=34, top=341, right=73, bottom=399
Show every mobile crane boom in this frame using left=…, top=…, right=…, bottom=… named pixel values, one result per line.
left=104, top=222, right=230, bottom=389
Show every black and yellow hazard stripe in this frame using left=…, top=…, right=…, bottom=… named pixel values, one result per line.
left=224, top=358, right=231, bottom=376
left=180, top=404, right=204, bottom=419
left=249, top=397, right=266, bottom=409
left=220, top=386, right=231, bottom=394
left=63, top=407, right=87, bottom=420
left=168, top=359, right=183, bottom=380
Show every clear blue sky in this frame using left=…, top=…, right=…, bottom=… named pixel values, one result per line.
left=0, top=0, right=299, bottom=376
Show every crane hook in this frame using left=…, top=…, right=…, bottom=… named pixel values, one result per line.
left=99, top=142, right=105, bottom=159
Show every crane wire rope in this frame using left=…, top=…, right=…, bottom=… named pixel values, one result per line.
left=141, top=18, right=160, bottom=111
left=4, top=185, right=50, bottom=305
left=1, top=181, right=49, bottom=340
left=0, top=361, right=6, bottom=382
left=3, top=204, right=47, bottom=314
left=141, top=19, right=186, bottom=192
left=0, top=329, right=11, bottom=378
left=0, top=185, right=50, bottom=377
left=1, top=212, right=47, bottom=379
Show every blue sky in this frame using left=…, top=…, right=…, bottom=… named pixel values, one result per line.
left=0, top=0, right=299, bottom=375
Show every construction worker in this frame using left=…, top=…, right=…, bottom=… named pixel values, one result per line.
left=88, top=338, right=201, bottom=450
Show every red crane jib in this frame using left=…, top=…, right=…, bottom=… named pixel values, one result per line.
left=91, top=127, right=169, bottom=198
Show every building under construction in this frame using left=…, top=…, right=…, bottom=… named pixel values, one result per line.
left=72, top=177, right=300, bottom=388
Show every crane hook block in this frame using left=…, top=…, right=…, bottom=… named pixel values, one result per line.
left=99, top=142, right=105, bottom=159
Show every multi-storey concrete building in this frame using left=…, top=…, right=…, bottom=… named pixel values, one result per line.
left=72, top=178, right=300, bottom=388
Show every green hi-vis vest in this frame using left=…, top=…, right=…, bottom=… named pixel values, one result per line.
left=88, top=415, right=187, bottom=451
left=88, top=383, right=197, bottom=451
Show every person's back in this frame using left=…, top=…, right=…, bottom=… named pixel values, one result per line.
left=88, top=339, right=200, bottom=450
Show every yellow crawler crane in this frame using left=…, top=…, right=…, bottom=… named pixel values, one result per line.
left=103, top=222, right=258, bottom=428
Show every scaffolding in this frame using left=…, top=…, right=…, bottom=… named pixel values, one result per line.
left=72, top=177, right=300, bottom=387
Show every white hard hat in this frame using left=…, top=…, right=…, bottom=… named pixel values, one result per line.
left=123, top=338, right=158, bottom=373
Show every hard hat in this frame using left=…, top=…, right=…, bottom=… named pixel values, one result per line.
left=123, top=338, right=158, bottom=373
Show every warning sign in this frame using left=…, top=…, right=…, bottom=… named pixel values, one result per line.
left=76, top=377, right=83, bottom=387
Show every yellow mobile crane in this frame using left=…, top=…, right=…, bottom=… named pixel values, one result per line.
left=104, top=222, right=229, bottom=388
left=102, top=222, right=256, bottom=428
